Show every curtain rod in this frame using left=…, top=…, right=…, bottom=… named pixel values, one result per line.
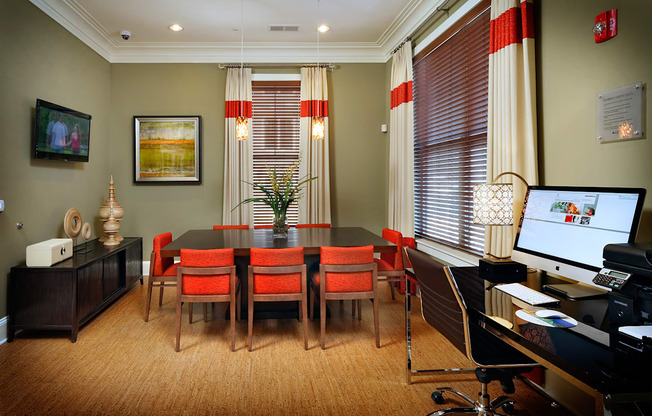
left=390, top=0, right=454, bottom=55
left=218, top=63, right=335, bottom=70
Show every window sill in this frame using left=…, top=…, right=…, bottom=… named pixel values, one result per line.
left=415, top=239, right=480, bottom=267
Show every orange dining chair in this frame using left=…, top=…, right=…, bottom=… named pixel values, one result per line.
left=145, top=232, right=179, bottom=322
left=248, top=247, right=308, bottom=351
left=253, top=224, right=274, bottom=229
left=175, top=248, right=239, bottom=352
left=294, top=223, right=331, bottom=228
left=374, top=228, right=406, bottom=300
left=310, top=245, right=379, bottom=349
left=213, top=225, right=249, bottom=230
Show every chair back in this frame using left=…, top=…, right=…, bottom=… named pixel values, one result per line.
left=250, top=247, right=304, bottom=294
left=320, top=246, right=375, bottom=292
left=179, top=248, right=235, bottom=295
left=405, top=247, right=468, bottom=358
left=153, top=232, right=174, bottom=275
left=213, top=225, right=249, bottom=230
left=380, top=228, right=404, bottom=270
left=253, top=224, right=274, bottom=229
left=295, top=223, right=331, bottom=228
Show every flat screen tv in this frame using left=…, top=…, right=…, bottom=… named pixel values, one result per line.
left=512, top=186, right=646, bottom=288
left=34, top=99, right=91, bottom=162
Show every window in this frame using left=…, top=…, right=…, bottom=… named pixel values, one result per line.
left=251, top=80, right=301, bottom=225
left=413, top=7, right=490, bottom=255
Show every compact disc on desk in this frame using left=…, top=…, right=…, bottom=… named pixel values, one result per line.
left=516, top=309, right=578, bottom=328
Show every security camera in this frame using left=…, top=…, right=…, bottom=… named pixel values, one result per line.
left=120, top=30, right=131, bottom=40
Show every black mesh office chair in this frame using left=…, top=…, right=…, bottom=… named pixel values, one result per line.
left=406, top=248, right=537, bottom=416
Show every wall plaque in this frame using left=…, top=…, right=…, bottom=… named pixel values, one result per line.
left=596, top=82, right=645, bottom=143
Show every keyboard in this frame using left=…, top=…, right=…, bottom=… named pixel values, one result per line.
left=496, top=283, right=560, bottom=306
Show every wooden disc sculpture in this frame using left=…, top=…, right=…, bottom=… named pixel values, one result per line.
left=81, top=222, right=92, bottom=242
left=63, top=208, right=83, bottom=239
left=99, top=176, right=124, bottom=244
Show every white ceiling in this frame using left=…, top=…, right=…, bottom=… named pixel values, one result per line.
left=30, top=0, right=447, bottom=63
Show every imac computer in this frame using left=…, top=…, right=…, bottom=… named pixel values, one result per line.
left=511, top=186, right=646, bottom=289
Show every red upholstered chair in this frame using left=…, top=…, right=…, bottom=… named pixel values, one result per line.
left=248, top=247, right=308, bottom=351
left=253, top=225, right=273, bottom=229
left=375, top=228, right=406, bottom=300
left=310, top=245, right=379, bottom=349
left=145, top=232, right=180, bottom=322
left=399, top=237, right=416, bottom=295
left=213, top=225, right=249, bottom=230
left=175, top=248, right=239, bottom=352
left=295, top=223, right=331, bottom=228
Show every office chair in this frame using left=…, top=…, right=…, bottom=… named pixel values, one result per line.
left=405, top=248, right=537, bottom=416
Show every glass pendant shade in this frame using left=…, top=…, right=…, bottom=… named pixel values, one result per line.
left=312, top=116, right=324, bottom=140
left=472, top=184, right=513, bottom=226
left=236, top=116, right=248, bottom=141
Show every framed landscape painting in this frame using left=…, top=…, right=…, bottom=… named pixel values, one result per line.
left=133, top=116, right=201, bottom=183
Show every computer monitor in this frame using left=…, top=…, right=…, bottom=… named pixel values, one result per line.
left=512, top=186, right=646, bottom=288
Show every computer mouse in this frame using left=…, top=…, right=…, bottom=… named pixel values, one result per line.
left=535, top=310, right=568, bottom=319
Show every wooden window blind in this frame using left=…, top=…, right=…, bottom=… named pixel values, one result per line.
left=251, top=81, right=301, bottom=226
left=412, top=8, right=490, bottom=255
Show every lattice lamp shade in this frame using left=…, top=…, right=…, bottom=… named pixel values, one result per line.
left=473, top=184, right=513, bottom=226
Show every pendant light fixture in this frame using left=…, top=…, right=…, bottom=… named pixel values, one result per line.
left=312, top=0, right=325, bottom=140
left=235, top=0, right=248, bottom=141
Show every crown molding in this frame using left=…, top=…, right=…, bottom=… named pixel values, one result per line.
left=31, top=0, right=446, bottom=64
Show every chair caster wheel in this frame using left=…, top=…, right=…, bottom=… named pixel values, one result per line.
left=431, top=390, right=445, bottom=405
left=502, top=402, right=516, bottom=414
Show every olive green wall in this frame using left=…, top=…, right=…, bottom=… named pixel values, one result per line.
left=110, top=63, right=389, bottom=258
left=0, top=0, right=112, bottom=318
left=536, top=0, right=652, bottom=241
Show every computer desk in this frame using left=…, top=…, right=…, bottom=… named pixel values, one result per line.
left=438, top=267, right=652, bottom=416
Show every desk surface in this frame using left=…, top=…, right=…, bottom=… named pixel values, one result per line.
left=160, top=227, right=396, bottom=257
left=449, top=267, right=652, bottom=400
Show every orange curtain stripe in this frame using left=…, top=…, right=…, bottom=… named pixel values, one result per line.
left=225, top=100, right=253, bottom=118
left=390, top=81, right=413, bottom=109
left=489, top=1, right=534, bottom=54
left=299, top=100, right=329, bottom=118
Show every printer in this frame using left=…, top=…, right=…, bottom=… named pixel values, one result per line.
left=603, top=243, right=652, bottom=354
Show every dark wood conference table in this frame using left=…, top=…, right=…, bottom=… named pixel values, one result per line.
left=160, top=227, right=397, bottom=318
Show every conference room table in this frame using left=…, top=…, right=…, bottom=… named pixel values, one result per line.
left=446, top=267, right=652, bottom=416
left=160, top=227, right=397, bottom=318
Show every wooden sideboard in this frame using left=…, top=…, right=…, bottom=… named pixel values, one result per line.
left=9, top=237, right=142, bottom=342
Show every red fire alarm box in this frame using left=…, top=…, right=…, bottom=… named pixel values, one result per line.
left=594, top=9, right=617, bottom=43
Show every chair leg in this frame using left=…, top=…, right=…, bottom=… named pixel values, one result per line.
left=189, top=303, right=193, bottom=324
left=203, top=303, right=208, bottom=322
left=302, top=299, right=308, bottom=350
left=175, top=296, right=182, bottom=352
left=159, top=286, right=165, bottom=306
left=357, top=300, right=362, bottom=321
left=389, top=282, right=396, bottom=300
left=309, top=288, right=315, bottom=321
left=237, top=289, right=241, bottom=322
left=145, top=278, right=154, bottom=322
left=320, top=293, right=326, bottom=349
left=248, top=297, right=254, bottom=352
left=352, top=300, right=356, bottom=317
left=230, top=296, right=236, bottom=352
left=373, top=297, right=380, bottom=348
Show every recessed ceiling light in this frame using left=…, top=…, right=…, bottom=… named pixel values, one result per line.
left=169, top=24, right=183, bottom=32
left=317, top=25, right=330, bottom=33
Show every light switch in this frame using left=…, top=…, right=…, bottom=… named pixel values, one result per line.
left=0, top=200, right=4, bottom=212
left=381, top=124, right=388, bottom=133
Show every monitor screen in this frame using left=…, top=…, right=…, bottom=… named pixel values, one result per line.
left=34, top=99, right=91, bottom=162
left=512, top=186, right=646, bottom=288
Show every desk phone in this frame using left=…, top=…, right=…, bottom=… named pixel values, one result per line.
left=593, top=268, right=633, bottom=290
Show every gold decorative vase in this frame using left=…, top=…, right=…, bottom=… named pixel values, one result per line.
left=99, top=176, right=124, bottom=243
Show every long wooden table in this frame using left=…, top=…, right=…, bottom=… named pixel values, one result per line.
left=160, top=227, right=396, bottom=319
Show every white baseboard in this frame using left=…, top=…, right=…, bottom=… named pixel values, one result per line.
left=143, top=260, right=150, bottom=277
left=0, top=316, right=7, bottom=346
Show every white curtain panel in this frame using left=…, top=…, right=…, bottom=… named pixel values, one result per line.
left=388, top=41, right=415, bottom=237
left=298, top=67, right=331, bottom=224
left=486, top=0, right=538, bottom=257
left=222, top=67, right=253, bottom=225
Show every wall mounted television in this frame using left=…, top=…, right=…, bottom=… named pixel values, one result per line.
left=34, top=99, right=91, bottom=162
left=512, top=186, right=646, bottom=288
